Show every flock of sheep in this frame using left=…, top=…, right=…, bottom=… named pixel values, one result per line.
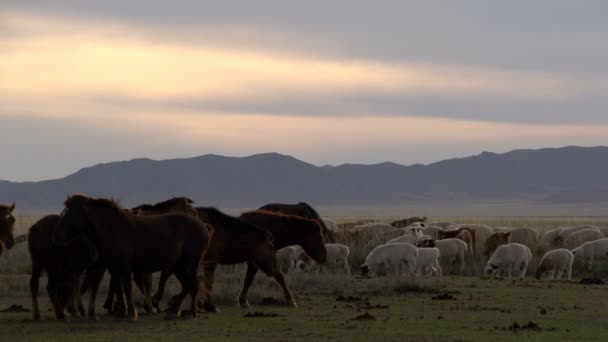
left=280, top=219, right=608, bottom=281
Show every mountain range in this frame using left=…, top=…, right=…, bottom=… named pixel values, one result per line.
left=2, top=146, right=608, bottom=210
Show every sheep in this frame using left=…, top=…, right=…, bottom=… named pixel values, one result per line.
left=571, top=238, right=608, bottom=271
left=459, top=224, right=494, bottom=255
left=422, top=226, right=444, bottom=239
left=557, top=225, right=600, bottom=246
left=417, top=238, right=467, bottom=274
left=484, top=231, right=511, bottom=258
left=484, top=243, right=532, bottom=280
left=535, top=249, right=574, bottom=281
left=365, top=226, right=424, bottom=250
left=438, top=228, right=476, bottom=256
left=296, top=243, right=351, bottom=275
left=322, top=218, right=339, bottom=232
left=536, top=228, right=563, bottom=255
left=360, top=243, right=418, bottom=277
left=415, top=248, right=442, bottom=277
left=275, top=246, right=304, bottom=273
left=390, top=217, right=427, bottom=228
left=597, top=227, right=608, bottom=237
left=352, top=222, right=395, bottom=235
left=507, top=227, right=538, bottom=252
left=430, top=221, right=457, bottom=229
left=564, top=229, right=605, bottom=250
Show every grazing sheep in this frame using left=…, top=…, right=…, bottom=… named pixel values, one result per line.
left=390, top=216, right=427, bottom=228
left=360, top=243, right=418, bottom=277
left=484, top=243, right=532, bottom=280
left=564, top=229, right=605, bottom=250
left=507, top=227, right=538, bottom=252
left=322, top=218, right=339, bottom=232
left=422, top=226, right=444, bottom=239
left=415, top=248, right=442, bottom=277
left=571, top=238, right=608, bottom=271
left=557, top=226, right=600, bottom=246
left=484, top=231, right=511, bottom=258
left=536, top=228, right=563, bottom=255
left=352, top=223, right=395, bottom=235
left=297, top=243, right=351, bottom=275
left=275, top=246, right=304, bottom=273
left=535, top=249, right=574, bottom=281
left=418, top=238, right=467, bottom=274
left=387, top=234, right=420, bottom=245
left=430, top=222, right=457, bottom=229
left=459, top=225, right=494, bottom=255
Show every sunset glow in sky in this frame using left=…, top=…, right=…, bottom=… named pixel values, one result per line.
left=1, top=1, right=607, bottom=181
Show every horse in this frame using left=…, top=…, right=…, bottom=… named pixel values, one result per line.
left=438, top=228, right=477, bottom=256
left=237, top=210, right=327, bottom=308
left=28, top=214, right=101, bottom=320
left=93, top=197, right=199, bottom=315
left=156, top=207, right=276, bottom=312
left=258, top=202, right=335, bottom=243
left=52, top=194, right=211, bottom=320
left=0, top=203, right=16, bottom=256
left=390, top=216, right=427, bottom=228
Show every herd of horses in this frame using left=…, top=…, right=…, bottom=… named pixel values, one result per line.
left=0, top=197, right=332, bottom=321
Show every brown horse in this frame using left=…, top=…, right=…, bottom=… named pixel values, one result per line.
left=53, top=194, right=210, bottom=320
left=95, top=197, right=198, bottom=314
left=28, top=215, right=101, bottom=320
left=237, top=210, right=327, bottom=308
left=0, top=203, right=16, bottom=256
left=390, top=216, right=427, bottom=228
left=438, top=228, right=477, bottom=255
left=258, top=202, right=335, bottom=243
left=157, top=207, right=276, bottom=312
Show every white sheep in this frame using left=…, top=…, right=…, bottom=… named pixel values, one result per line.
left=352, top=222, right=395, bottom=235
left=484, top=243, right=532, bottom=279
left=386, top=232, right=425, bottom=245
left=507, top=227, right=539, bottom=252
left=296, top=243, right=351, bottom=275
left=322, top=218, right=339, bottom=232
left=597, top=227, right=608, bottom=237
left=418, top=238, right=468, bottom=274
left=564, top=229, right=605, bottom=250
left=430, top=221, right=457, bottom=229
left=558, top=225, right=600, bottom=245
left=422, top=226, right=444, bottom=239
left=536, top=228, right=563, bottom=254
left=535, top=249, right=574, bottom=281
left=415, top=248, right=442, bottom=277
left=275, top=246, right=304, bottom=272
left=360, top=243, right=418, bottom=277
left=571, top=238, right=608, bottom=271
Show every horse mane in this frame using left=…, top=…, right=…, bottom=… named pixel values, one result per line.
left=242, top=209, right=323, bottom=235
left=0, top=204, right=12, bottom=212
left=132, top=197, right=194, bottom=211
left=196, top=207, right=271, bottom=238
left=64, top=194, right=122, bottom=210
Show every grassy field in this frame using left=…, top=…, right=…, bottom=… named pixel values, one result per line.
left=2, top=215, right=608, bottom=341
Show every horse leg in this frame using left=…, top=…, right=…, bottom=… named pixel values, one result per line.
left=135, top=272, right=156, bottom=314
left=201, top=262, right=220, bottom=313
left=30, top=263, right=42, bottom=320
left=344, top=259, right=351, bottom=276
left=122, top=272, right=137, bottom=321
left=67, top=274, right=81, bottom=317
left=152, top=270, right=172, bottom=310
left=103, top=274, right=116, bottom=314
left=46, top=276, right=66, bottom=321
left=85, top=268, right=104, bottom=320
left=110, top=273, right=127, bottom=319
left=238, top=263, right=259, bottom=309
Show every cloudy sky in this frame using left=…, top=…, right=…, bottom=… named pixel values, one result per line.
left=1, top=1, right=607, bottom=181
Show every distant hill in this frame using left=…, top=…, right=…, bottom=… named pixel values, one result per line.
left=1, top=146, right=608, bottom=210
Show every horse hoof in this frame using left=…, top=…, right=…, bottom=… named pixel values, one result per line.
left=33, top=313, right=41, bottom=321
left=287, top=300, right=298, bottom=308
left=203, top=303, right=220, bottom=313
left=89, top=314, right=99, bottom=321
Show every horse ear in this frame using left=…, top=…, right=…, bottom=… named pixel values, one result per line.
left=8, top=203, right=15, bottom=213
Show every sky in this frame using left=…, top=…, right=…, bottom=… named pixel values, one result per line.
left=1, top=1, right=607, bottom=181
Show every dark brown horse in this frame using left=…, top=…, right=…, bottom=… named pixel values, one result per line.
left=237, top=210, right=327, bottom=308
left=94, top=197, right=198, bottom=314
left=390, top=216, right=427, bottom=228
left=53, top=194, right=211, bottom=320
left=157, top=207, right=276, bottom=312
left=258, top=202, right=335, bottom=243
left=0, top=204, right=16, bottom=256
left=28, top=215, right=101, bottom=320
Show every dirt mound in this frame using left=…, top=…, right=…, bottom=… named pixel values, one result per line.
left=350, top=312, right=376, bottom=321
left=431, top=293, right=456, bottom=300
left=0, top=305, right=30, bottom=313
left=244, top=312, right=282, bottom=318
left=508, top=321, right=541, bottom=332
left=336, top=295, right=367, bottom=303
left=580, top=278, right=605, bottom=285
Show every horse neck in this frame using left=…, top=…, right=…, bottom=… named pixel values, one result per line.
left=266, top=218, right=310, bottom=249
left=84, top=205, right=128, bottom=238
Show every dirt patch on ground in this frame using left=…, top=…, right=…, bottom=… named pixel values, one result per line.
left=336, top=295, right=367, bottom=303
left=496, top=321, right=556, bottom=333
left=350, top=312, right=376, bottom=321
left=431, top=293, right=456, bottom=300
left=244, top=312, right=283, bottom=318
left=0, top=305, right=30, bottom=313
left=466, top=305, right=510, bottom=313
left=580, top=278, right=605, bottom=285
